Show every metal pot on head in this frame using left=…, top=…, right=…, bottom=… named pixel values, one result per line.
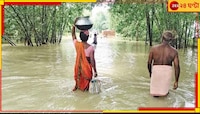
left=75, top=16, right=93, bottom=30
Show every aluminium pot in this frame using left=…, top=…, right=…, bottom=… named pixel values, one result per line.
left=75, top=16, right=93, bottom=30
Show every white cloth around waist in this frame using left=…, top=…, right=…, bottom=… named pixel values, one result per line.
left=150, top=65, right=173, bottom=96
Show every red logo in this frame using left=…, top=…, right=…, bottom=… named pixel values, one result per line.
left=170, top=1, right=179, bottom=10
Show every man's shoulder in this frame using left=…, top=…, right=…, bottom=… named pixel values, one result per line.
left=151, top=44, right=161, bottom=49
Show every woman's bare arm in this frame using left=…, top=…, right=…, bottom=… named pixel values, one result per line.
left=90, top=49, right=97, bottom=77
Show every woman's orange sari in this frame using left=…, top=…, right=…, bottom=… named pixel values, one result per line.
left=74, top=41, right=93, bottom=91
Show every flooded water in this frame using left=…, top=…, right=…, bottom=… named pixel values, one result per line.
left=2, top=37, right=196, bottom=111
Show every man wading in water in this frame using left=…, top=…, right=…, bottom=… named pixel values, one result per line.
left=147, top=31, right=180, bottom=97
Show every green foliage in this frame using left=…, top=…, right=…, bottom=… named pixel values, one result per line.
left=4, top=3, right=196, bottom=48
left=109, top=3, right=195, bottom=48
left=4, top=3, right=92, bottom=46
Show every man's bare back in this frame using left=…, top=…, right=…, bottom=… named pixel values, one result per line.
left=149, top=43, right=178, bottom=66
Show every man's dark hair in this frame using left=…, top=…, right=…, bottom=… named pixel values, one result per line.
left=80, top=31, right=89, bottom=42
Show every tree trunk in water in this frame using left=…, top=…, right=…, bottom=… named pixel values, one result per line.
left=178, top=21, right=186, bottom=49
left=146, top=6, right=152, bottom=46
left=41, top=6, right=48, bottom=44
left=50, top=7, right=57, bottom=44
left=10, top=6, right=33, bottom=46
left=3, top=36, right=17, bottom=46
left=192, top=38, right=195, bottom=48
left=150, top=5, right=154, bottom=46
left=184, top=22, right=188, bottom=48
left=24, top=33, right=33, bottom=46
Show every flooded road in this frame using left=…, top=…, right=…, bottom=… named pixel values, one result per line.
left=2, top=37, right=196, bottom=111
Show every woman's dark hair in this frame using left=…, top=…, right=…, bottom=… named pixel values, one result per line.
left=80, top=31, right=89, bottom=42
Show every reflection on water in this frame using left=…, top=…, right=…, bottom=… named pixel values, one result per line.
left=2, top=37, right=196, bottom=110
